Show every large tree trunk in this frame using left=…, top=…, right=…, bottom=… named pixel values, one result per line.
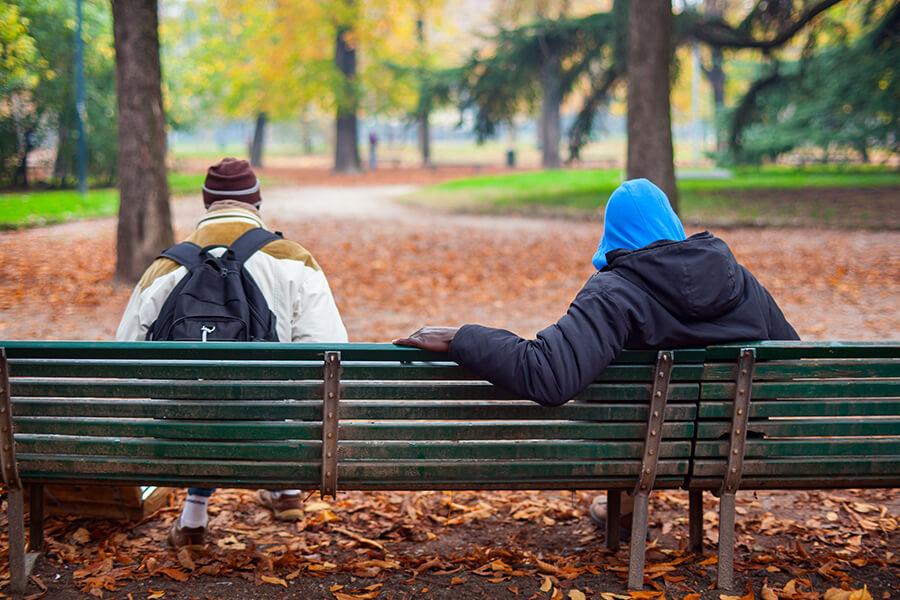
left=539, top=48, right=562, bottom=169
left=703, top=0, right=727, bottom=153
left=626, top=0, right=678, bottom=210
left=334, top=20, right=361, bottom=173
left=249, top=112, right=267, bottom=168
left=112, top=0, right=173, bottom=282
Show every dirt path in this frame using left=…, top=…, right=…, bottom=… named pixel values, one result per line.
left=0, top=184, right=898, bottom=599
left=1, top=184, right=897, bottom=341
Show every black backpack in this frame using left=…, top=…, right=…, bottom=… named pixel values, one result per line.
left=146, top=228, right=281, bottom=342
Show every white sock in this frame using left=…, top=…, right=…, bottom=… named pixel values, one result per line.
left=180, top=494, right=210, bottom=528
left=269, top=489, right=301, bottom=499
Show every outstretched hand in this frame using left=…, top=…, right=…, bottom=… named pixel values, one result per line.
left=392, top=326, right=460, bottom=353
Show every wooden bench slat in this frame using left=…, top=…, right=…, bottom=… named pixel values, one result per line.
left=15, top=435, right=321, bottom=460
left=705, top=342, right=900, bottom=361
left=10, top=379, right=700, bottom=402
left=17, top=455, right=689, bottom=481
left=696, top=418, right=900, bottom=439
left=695, top=438, right=900, bottom=458
left=700, top=380, right=899, bottom=400
left=689, top=476, right=898, bottom=490
left=13, top=416, right=695, bottom=441
left=694, top=457, right=899, bottom=477
left=15, top=435, right=691, bottom=460
left=701, top=360, right=900, bottom=381
left=698, top=399, right=900, bottom=419
left=7, top=359, right=705, bottom=383
left=10, top=398, right=697, bottom=421
left=1, top=341, right=705, bottom=364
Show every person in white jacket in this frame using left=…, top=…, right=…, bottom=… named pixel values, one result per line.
left=116, top=158, right=348, bottom=548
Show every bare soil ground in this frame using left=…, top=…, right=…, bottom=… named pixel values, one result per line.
left=0, top=182, right=897, bottom=599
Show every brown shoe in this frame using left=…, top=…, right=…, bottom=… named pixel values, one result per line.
left=258, top=490, right=305, bottom=521
left=167, top=521, right=207, bottom=549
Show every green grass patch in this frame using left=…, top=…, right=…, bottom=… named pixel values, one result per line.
left=416, top=166, right=900, bottom=228
left=0, top=173, right=206, bottom=230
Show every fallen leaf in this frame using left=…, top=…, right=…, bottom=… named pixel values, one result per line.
left=261, top=575, right=288, bottom=588
left=537, top=559, right=560, bottom=575
left=541, top=576, right=553, bottom=593
left=147, top=592, right=166, bottom=600
left=450, top=577, right=466, bottom=585
left=825, top=587, right=872, bottom=600
left=71, top=528, right=91, bottom=545
left=160, top=568, right=189, bottom=583
left=216, top=535, right=246, bottom=551
left=569, top=591, right=587, bottom=600
left=762, top=584, right=778, bottom=600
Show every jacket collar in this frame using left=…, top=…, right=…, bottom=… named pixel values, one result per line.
left=197, top=202, right=266, bottom=230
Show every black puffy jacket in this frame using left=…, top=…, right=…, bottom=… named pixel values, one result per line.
left=448, top=232, right=799, bottom=406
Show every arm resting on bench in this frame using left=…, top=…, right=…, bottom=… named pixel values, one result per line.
left=448, top=289, right=631, bottom=407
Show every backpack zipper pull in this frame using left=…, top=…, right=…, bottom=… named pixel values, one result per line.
left=201, top=325, right=216, bottom=342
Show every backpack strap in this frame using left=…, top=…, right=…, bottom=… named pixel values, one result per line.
left=229, top=227, right=283, bottom=264
left=159, top=242, right=205, bottom=269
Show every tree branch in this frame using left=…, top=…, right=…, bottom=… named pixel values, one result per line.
left=687, top=0, right=844, bottom=50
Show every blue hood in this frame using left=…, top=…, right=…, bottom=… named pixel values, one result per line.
left=592, top=178, right=686, bottom=270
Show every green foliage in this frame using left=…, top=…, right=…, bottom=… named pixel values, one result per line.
left=0, top=172, right=204, bottom=229
left=461, top=11, right=617, bottom=143
left=729, top=8, right=900, bottom=164
left=1, top=0, right=117, bottom=187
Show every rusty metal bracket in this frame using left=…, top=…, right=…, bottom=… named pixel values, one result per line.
left=627, top=350, right=673, bottom=590
left=633, top=351, right=673, bottom=496
left=717, top=347, right=755, bottom=591
left=321, top=351, right=341, bottom=499
left=0, top=348, right=21, bottom=490
left=719, top=348, right=755, bottom=496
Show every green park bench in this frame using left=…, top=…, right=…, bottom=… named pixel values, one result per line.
left=0, top=341, right=897, bottom=599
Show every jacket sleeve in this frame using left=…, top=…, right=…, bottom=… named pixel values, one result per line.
left=292, top=269, right=348, bottom=343
left=115, top=268, right=185, bottom=341
left=448, top=289, right=631, bottom=406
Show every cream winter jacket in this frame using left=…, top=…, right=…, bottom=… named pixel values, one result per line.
left=116, top=204, right=348, bottom=343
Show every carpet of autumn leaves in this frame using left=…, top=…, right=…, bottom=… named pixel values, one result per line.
left=0, top=182, right=898, bottom=599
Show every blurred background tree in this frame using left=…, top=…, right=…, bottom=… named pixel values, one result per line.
left=1, top=0, right=116, bottom=187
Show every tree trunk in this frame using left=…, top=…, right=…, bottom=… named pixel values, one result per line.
left=626, top=0, right=679, bottom=210
left=703, top=0, right=726, bottom=153
left=249, top=112, right=267, bottom=168
left=112, top=0, right=173, bottom=282
left=539, top=47, right=562, bottom=169
left=418, top=112, right=431, bottom=167
left=334, top=19, right=361, bottom=173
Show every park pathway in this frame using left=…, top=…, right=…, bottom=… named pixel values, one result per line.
left=1, top=183, right=898, bottom=342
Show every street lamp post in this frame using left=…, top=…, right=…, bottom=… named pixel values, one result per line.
left=75, top=0, right=88, bottom=195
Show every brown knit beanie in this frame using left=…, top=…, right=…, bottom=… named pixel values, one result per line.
left=202, top=158, right=261, bottom=208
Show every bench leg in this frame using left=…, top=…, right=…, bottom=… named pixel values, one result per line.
left=689, top=489, right=703, bottom=553
left=29, top=483, right=43, bottom=552
left=627, top=491, right=650, bottom=590
left=606, top=489, right=621, bottom=551
left=8, top=487, right=27, bottom=599
left=717, top=491, right=737, bottom=590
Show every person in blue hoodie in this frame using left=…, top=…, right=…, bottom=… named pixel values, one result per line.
left=394, top=178, right=799, bottom=528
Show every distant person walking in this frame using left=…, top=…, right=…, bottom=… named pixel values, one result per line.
left=368, top=131, right=379, bottom=170
left=116, top=158, right=348, bottom=548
